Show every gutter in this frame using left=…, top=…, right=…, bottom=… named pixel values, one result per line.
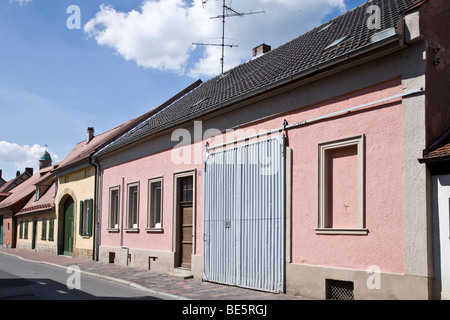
left=418, top=154, right=450, bottom=164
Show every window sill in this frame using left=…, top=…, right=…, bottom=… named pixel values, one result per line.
left=124, top=228, right=140, bottom=233
left=315, top=228, right=368, bottom=235
left=107, top=228, right=120, bottom=233
left=145, top=228, right=164, bottom=233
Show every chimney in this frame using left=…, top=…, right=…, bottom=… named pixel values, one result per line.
left=25, top=168, right=34, bottom=176
left=0, top=170, right=2, bottom=179
left=252, top=43, right=271, bottom=58
left=87, top=127, right=94, bottom=144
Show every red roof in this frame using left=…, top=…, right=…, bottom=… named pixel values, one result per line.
left=15, top=182, right=56, bottom=216
left=420, top=127, right=450, bottom=162
left=55, top=119, right=135, bottom=172
left=0, top=165, right=56, bottom=211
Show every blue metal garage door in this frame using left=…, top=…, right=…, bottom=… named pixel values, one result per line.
left=203, top=136, right=285, bottom=293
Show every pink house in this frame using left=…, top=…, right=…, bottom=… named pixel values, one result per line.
left=92, top=0, right=449, bottom=299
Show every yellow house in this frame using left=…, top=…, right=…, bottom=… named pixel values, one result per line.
left=53, top=122, right=146, bottom=259
left=53, top=100, right=182, bottom=259
left=54, top=164, right=95, bottom=259
left=54, top=127, right=116, bottom=259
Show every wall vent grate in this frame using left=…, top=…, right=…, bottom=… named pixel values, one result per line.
left=327, top=279, right=354, bottom=300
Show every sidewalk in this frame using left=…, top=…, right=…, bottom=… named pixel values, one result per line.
left=0, top=248, right=307, bottom=300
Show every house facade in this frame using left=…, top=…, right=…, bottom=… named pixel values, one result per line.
left=52, top=97, right=192, bottom=259
left=92, top=0, right=449, bottom=299
left=0, top=168, right=33, bottom=248
left=53, top=127, right=126, bottom=259
left=15, top=164, right=57, bottom=254
left=0, top=153, right=55, bottom=250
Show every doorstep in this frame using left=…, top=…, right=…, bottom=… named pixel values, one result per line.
left=166, top=267, right=194, bottom=279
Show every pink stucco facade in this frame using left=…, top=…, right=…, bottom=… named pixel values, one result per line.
left=101, top=151, right=203, bottom=253
left=287, top=78, right=404, bottom=273
left=100, top=77, right=404, bottom=276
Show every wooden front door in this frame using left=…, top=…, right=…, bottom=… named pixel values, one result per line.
left=178, top=176, right=193, bottom=269
left=180, top=203, right=193, bottom=268
left=63, top=197, right=75, bottom=256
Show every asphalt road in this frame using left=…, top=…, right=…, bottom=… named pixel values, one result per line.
left=0, top=253, right=162, bottom=300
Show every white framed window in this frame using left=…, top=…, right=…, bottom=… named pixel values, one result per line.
left=126, top=182, right=139, bottom=230
left=316, top=135, right=367, bottom=235
left=108, top=186, right=120, bottom=230
left=147, top=177, right=163, bottom=231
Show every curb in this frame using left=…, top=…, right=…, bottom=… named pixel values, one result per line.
left=0, top=251, right=189, bottom=300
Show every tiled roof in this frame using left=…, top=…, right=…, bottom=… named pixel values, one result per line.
left=15, top=181, right=56, bottom=216
left=55, top=81, right=202, bottom=173
left=0, top=168, right=33, bottom=193
left=0, top=166, right=57, bottom=211
left=421, top=127, right=450, bottom=161
left=95, top=0, right=417, bottom=157
left=54, top=121, right=134, bottom=172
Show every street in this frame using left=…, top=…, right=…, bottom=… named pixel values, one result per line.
left=0, top=253, right=161, bottom=300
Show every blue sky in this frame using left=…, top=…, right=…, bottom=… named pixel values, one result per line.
left=0, top=0, right=367, bottom=181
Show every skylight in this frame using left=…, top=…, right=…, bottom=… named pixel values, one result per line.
left=317, top=23, right=335, bottom=34
left=323, top=35, right=350, bottom=51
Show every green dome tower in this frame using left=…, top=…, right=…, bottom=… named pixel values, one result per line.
left=39, top=149, right=52, bottom=170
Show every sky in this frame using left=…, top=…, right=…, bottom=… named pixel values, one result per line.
left=0, top=0, right=368, bottom=182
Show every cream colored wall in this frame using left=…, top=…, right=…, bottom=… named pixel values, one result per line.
left=16, top=210, right=56, bottom=254
left=55, top=166, right=95, bottom=257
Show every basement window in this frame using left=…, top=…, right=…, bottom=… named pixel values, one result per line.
left=326, top=279, right=355, bottom=300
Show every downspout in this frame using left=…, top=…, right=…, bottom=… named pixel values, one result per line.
left=281, top=119, right=287, bottom=293
left=120, top=177, right=129, bottom=266
left=120, top=177, right=124, bottom=248
left=89, top=155, right=100, bottom=261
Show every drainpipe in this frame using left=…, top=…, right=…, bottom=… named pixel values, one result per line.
left=89, top=155, right=101, bottom=261
left=120, top=178, right=128, bottom=266
left=120, top=177, right=124, bottom=248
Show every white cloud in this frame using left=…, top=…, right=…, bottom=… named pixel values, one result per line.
left=85, top=0, right=215, bottom=75
left=9, top=0, right=33, bottom=6
left=85, top=0, right=347, bottom=78
left=0, top=142, right=59, bottom=181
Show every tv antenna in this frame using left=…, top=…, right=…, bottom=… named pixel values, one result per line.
left=193, top=0, right=265, bottom=74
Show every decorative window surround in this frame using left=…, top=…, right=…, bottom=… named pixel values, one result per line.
left=316, top=135, right=368, bottom=235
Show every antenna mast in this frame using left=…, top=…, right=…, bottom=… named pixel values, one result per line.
left=193, top=0, right=264, bottom=74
